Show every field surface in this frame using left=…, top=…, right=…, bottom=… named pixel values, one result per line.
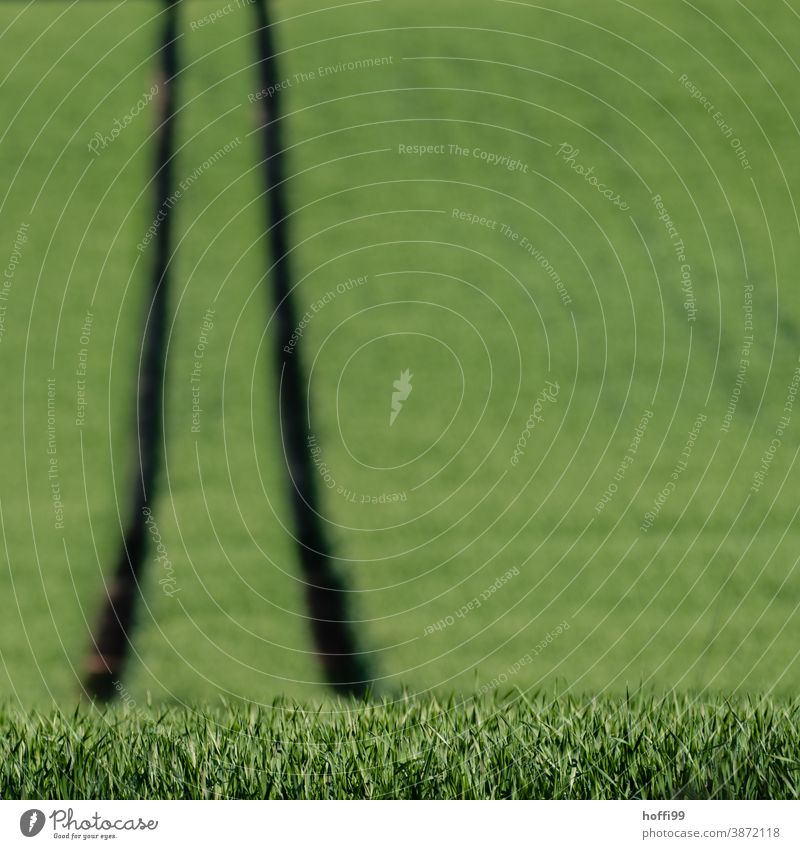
left=1, top=0, right=800, bottom=712
left=3, top=694, right=799, bottom=799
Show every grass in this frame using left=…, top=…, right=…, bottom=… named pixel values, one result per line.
left=1, top=0, right=800, bottom=707
left=2, top=692, right=799, bottom=799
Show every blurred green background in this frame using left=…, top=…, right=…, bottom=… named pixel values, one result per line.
left=1, top=0, right=799, bottom=705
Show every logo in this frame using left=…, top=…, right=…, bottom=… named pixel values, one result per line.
left=389, top=369, right=413, bottom=426
left=20, top=810, right=45, bottom=837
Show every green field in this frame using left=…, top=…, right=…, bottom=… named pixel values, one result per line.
left=2, top=0, right=800, bottom=715
left=3, top=693, right=799, bottom=799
